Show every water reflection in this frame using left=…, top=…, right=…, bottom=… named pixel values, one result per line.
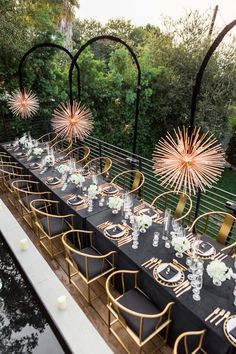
left=0, top=237, right=64, bottom=354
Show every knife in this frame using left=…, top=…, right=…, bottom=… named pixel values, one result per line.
left=176, top=285, right=191, bottom=297
left=215, top=311, right=231, bottom=326
left=210, top=309, right=225, bottom=323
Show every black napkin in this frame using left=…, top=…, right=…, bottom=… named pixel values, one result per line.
left=159, top=265, right=179, bottom=280
left=229, top=327, right=236, bottom=340
left=199, top=242, right=212, bottom=253
left=103, top=185, right=117, bottom=194
left=68, top=195, right=83, bottom=204
left=140, top=208, right=157, bottom=218
left=106, top=225, right=124, bottom=237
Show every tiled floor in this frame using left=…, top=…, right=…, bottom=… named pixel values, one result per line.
left=1, top=192, right=172, bottom=354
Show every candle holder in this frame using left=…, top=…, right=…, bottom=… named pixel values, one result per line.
left=20, top=239, right=29, bottom=251
left=57, top=295, right=67, bottom=310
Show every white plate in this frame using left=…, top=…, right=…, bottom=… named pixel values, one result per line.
left=67, top=196, right=84, bottom=206
left=156, top=263, right=181, bottom=283
left=226, top=317, right=236, bottom=344
left=103, top=186, right=118, bottom=194
left=104, top=224, right=126, bottom=238
left=137, top=208, right=158, bottom=220
left=46, top=177, right=61, bottom=185
left=196, top=241, right=215, bottom=256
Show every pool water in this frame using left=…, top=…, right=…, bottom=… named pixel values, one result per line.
left=0, top=236, right=65, bottom=354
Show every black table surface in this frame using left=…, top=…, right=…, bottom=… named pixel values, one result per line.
left=2, top=142, right=236, bottom=353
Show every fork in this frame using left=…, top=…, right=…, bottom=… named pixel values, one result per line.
left=210, top=309, right=226, bottom=323
left=118, top=236, right=133, bottom=247
left=205, top=307, right=220, bottom=322
left=215, top=311, right=231, bottom=326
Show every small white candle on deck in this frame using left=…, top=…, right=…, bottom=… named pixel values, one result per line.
left=57, top=295, right=67, bottom=310
left=20, top=239, right=29, bottom=251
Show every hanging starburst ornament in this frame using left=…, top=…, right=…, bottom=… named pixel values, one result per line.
left=52, top=101, right=93, bottom=141
left=152, top=126, right=225, bottom=195
left=8, top=89, right=39, bottom=119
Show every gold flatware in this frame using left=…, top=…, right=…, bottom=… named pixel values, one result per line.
left=173, top=259, right=188, bottom=271
left=97, top=221, right=112, bottom=229
left=205, top=307, right=220, bottom=322
left=175, top=282, right=190, bottom=295
left=214, top=252, right=221, bottom=260
left=215, top=311, right=231, bottom=326
left=118, top=237, right=133, bottom=247
left=176, top=285, right=191, bottom=298
left=76, top=203, right=88, bottom=211
left=210, top=309, right=226, bottom=323
left=141, top=257, right=155, bottom=267
left=145, top=258, right=158, bottom=268
left=148, top=259, right=162, bottom=269
left=173, top=279, right=189, bottom=292
left=217, top=253, right=228, bottom=261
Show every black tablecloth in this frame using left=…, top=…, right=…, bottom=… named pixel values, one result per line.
left=1, top=143, right=236, bottom=354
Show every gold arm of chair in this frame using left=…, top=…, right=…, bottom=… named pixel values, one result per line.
left=189, top=211, right=236, bottom=232
left=221, top=240, right=236, bottom=252
left=173, top=329, right=206, bottom=354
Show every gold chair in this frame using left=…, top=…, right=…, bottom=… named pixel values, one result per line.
left=65, top=146, right=90, bottom=165
left=173, top=329, right=207, bottom=354
left=0, top=153, right=15, bottom=164
left=189, top=211, right=236, bottom=246
left=62, top=229, right=116, bottom=304
left=106, top=270, right=174, bottom=353
left=0, top=165, right=32, bottom=204
left=30, top=199, right=74, bottom=258
left=151, top=191, right=192, bottom=221
left=51, top=139, right=73, bottom=155
left=111, top=169, right=145, bottom=195
left=38, top=132, right=58, bottom=146
left=84, top=156, right=112, bottom=177
left=12, top=180, right=51, bottom=229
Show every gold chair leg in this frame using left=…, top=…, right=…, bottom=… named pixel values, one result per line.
left=87, top=283, right=91, bottom=304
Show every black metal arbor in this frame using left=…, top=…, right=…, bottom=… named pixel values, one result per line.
left=68, top=35, right=141, bottom=154
left=18, top=42, right=80, bottom=101
left=190, top=19, right=236, bottom=218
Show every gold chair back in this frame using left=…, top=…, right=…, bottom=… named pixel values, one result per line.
left=189, top=211, right=236, bottom=245
left=65, top=146, right=90, bottom=165
left=38, top=132, right=58, bottom=146
left=151, top=191, right=192, bottom=221
left=111, top=169, right=145, bottom=195
left=51, top=139, right=73, bottom=155
left=173, top=329, right=207, bottom=354
left=84, top=157, right=112, bottom=177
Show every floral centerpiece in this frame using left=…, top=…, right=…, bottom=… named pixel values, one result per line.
left=19, top=135, right=28, bottom=147
left=107, top=196, right=123, bottom=214
left=206, top=259, right=233, bottom=286
left=32, top=147, right=43, bottom=157
left=136, top=214, right=152, bottom=233
left=171, top=236, right=190, bottom=258
left=68, top=173, right=85, bottom=187
left=56, top=164, right=70, bottom=175
left=44, top=154, right=55, bottom=166
left=88, top=184, right=100, bottom=198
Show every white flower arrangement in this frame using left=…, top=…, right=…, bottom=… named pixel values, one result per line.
left=136, top=214, right=152, bottom=230
left=44, top=155, right=55, bottom=165
left=68, top=173, right=85, bottom=187
left=107, top=196, right=123, bottom=211
left=32, top=147, right=43, bottom=156
left=24, top=141, right=33, bottom=149
left=171, top=236, right=190, bottom=253
left=56, top=164, right=70, bottom=175
left=19, top=135, right=28, bottom=145
left=206, top=259, right=233, bottom=283
left=88, top=184, right=100, bottom=198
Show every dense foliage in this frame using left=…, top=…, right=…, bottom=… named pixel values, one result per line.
left=0, top=1, right=235, bottom=159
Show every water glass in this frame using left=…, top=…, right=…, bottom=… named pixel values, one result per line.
left=233, top=286, right=236, bottom=306
left=152, top=232, right=160, bottom=247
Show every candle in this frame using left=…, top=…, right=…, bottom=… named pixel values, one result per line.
left=20, top=239, right=29, bottom=251
left=57, top=295, right=67, bottom=310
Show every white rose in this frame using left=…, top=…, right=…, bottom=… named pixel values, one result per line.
left=136, top=215, right=152, bottom=229
left=107, top=196, right=123, bottom=210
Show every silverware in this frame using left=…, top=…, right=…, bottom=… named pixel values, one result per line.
left=148, top=259, right=162, bottom=269
left=217, top=253, right=228, bottom=261
left=174, top=280, right=189, bottom=292
left=205, top=307, right=220, bottom=322
left=173, top=259, right=188, bottom=271
left=174, top=280, right=189, bottom=293
left=141, top=257, right=155, bottom=267
left=118, top=237, right=133, bottom=247
left=176, top=285, right=191, bottom=298
left=145, top=258, right=158, bottom=268
left=215, top=311, right=231, bottom=326
left=214, top=252, right=221, bottom=260
left=210, top=309, right=226, bottom=323
left=175, top=282, right=190, bottom=295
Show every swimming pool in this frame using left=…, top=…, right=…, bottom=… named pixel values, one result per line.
left=0, top=234, right=66, bottom=354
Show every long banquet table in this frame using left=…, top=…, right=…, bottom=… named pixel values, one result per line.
left=1, top=142, right=236, bottom=354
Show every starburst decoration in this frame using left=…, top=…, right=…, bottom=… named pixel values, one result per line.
left=152, top=126, right=225, bottom=195
left=8, top=89, right=39, bottom=119
left=52, top=101, right=93, bottom=141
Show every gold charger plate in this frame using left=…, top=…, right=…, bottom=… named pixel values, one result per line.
left=153, top=263, right=185, bottom=288
left=224, top=315, right=236, bottom=348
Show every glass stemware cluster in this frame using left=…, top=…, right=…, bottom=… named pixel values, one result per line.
left=187, top=241, right=204, bottom=301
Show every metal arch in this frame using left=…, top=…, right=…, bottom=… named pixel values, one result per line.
left=68, top=35, right=141, bottom=154
left=18, top=42, right=80, bottom=101
left=190, top=19, right=236, bottom=132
